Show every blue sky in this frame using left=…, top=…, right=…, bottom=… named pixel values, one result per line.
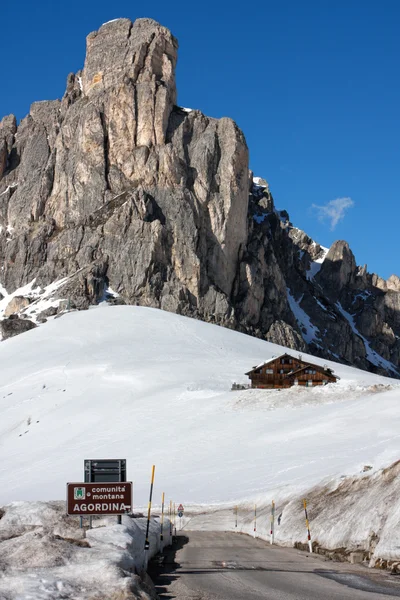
left=1, top=0, right=399, bottom=277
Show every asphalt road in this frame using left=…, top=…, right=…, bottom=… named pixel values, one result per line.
left=151, top=531, right=400, bottom=600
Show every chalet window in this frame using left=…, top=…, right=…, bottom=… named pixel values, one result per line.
left=280, top=359, right=285, bottom=364
left=294, top=378, right=299, bottom=386
left=280, top=369, right=284, bottom=374
left=266, top=369, right=273, bottom=374
left=323, top=380, right=328, bottom=385
left=306, top=380, right=313, bottom=387
left=288, top=359, right=292, bottom=364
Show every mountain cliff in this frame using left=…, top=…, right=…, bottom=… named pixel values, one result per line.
left=0, top=17, right=399, bottom=377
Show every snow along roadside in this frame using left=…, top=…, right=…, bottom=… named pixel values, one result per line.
left=0, top=501, right=171, bottom=600
left=176, top=460, right=400, bottom=569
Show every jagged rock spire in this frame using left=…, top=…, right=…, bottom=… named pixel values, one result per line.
left=82, top=18, right=177, bottom=147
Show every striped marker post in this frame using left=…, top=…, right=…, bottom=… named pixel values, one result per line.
left=144, top=465, right=156, bottom=551
left=254, top=504, right=257, bottom=538
left=303, top=499, right=313, bottom=553
left=235, top=505, right=238, bottom=529
left=169, top=500, right=172, bottom=537
left=160, top=492, right=165, bottom=543
left=270, top=500, right=275, bottom=545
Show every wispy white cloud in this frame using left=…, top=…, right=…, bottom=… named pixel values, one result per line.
left=311, top=197, right=354, bottom=230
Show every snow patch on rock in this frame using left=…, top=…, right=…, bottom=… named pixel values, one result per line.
left=287, top=288, right=321, bottom=344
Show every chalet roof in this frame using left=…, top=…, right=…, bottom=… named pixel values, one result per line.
left=245, top=353, right=298, bottom=375
left=286, top=365, right=339, bottom=379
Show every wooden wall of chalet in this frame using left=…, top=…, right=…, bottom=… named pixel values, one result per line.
left=287, top=368, right=336, bottom=387
left=249, top=355, right=336, bottom=389
left=249, top=355, right=303, bottom=389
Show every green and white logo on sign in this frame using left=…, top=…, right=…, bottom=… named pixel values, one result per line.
left=74, top=487, right=85, bottom=500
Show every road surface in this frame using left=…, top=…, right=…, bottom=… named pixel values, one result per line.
left=151, top=531, right=400, bottom=599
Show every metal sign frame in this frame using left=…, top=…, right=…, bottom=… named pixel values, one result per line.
left=84, top=459, right=127, bottom=483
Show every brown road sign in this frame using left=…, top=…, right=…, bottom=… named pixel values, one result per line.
left=66, top=482, right=133, bottom=515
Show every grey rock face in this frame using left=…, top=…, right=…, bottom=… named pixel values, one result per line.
left=0, top=316, right=37, bottom=340
left=316, top=241, right=356, bottom=299
left=387, top=275, right=400, bottom=292
left=266, top=321, right=306, bottom=351
left=0, top=18, right=249, bottom=325
left=0, top=18, right=398, bottom=378
left=0, top=115, right=17, bottom=181
left=4, top=296, right=30, bottom=317
left=37, top=306, right=58, bottom=320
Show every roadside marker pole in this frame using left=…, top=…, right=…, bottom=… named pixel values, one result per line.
left=235, top=505, right=238, bottom=529
left=174, top=502, right=176, bottom=537
left=169, top=501, right=172, bottom=537
left=144, top=465, right=156, bottom=551
left=270, top=500, right=275, bottom=545
left=160, top=492, right=165, bottom=543
left=254, top=504, right=257, bottom=538
left=303, top=499, right=313, bottom=553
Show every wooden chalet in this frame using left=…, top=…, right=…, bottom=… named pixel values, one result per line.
left=245, top=353, right=338, bottom=389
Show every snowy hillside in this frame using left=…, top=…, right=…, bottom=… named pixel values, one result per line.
left=0, top=305, right=398, bottom=510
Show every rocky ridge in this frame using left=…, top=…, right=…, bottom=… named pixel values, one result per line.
left=0, top=18, right=399, bottom=377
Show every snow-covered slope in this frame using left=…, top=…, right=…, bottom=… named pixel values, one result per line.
left=0, top=305, right=398, bottom=510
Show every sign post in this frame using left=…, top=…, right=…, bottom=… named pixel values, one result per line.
left=177, top=503, right=184, bottom=530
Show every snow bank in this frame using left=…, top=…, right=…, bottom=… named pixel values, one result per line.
left=180, top=460, right=400, bottom=564
left=0, top=500, right=170, bottom=599
left=276, top=460, right=400, bottom=564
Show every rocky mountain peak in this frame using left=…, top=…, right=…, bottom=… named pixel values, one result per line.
left=0, top=18, right=399, bottom=378
left=387, top=275, right=400, bottom=292
left=315, top=240, right=356, bottom=299
left=81, top=18, right=177, bottom=148
left=0, top=17, right=248, bottom=319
